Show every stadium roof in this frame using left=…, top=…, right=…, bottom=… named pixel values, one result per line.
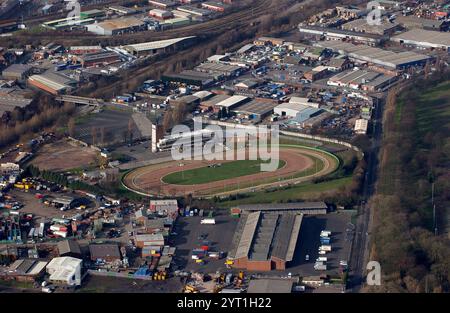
left=237, top=201, right=328, bottom=211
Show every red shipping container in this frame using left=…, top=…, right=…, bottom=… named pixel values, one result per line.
left=201, top=245, right=209, bottom=251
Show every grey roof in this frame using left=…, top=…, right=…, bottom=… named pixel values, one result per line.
left=247, top=278, right=294, bottom=293
left=233, top=99, right=277, bottom=116
left=58, top=239, right=81, bottom=256
left=237, top=201, right=328, bottom=211
left=2, top=64, right=32, bottom=76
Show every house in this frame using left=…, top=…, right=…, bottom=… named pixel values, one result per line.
left=46, top=256, right=82, bottom=286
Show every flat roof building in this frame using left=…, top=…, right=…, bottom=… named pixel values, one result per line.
left=341, top=18, right=400, bottom=35
left=2, top=64, right=33, bottom=80
left=232, top=99, right=277, bottom=122
left=234, top=201, right=328, bottom=214
left=247, top=278, right=296, bottom=293
left=89, top=243, right=121, bottom=262
left=86, top=17, right=146, bottom=36
left=123, top=36, right=196, bottom=56
left=214, top=95, right=249, bottom=110
left=354, top=118, right=368, bottom=134
left=299, top=25, right=384, bottom=46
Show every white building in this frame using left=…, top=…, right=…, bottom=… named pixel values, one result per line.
left=274, top=102, right=309, bottom=118
left=289, top=97, right=320, bottom=109
left=46, top=256, right=82, bottom=286
left=354, top=118, right=369, bottom=135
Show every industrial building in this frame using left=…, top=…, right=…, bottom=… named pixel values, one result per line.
left=178, top=5, right=212, bottom=17
left=214, top=95, right=249, bottom=111
left=274, top=102, right=310, bottom=118
left=0, top=93, right=33, bottom=116
left=108, top=5, right=138, bottom=15
left=149, top=0, right=178, bottom=9
left=395, top=15, right=449, bottom=32
left=232, top=99, right=278, bottom=122
left=340, top=19, right=400, bottom=36
left=228, top=211, right=303, bottom=271
left=77, top=51, right=121, bottom=68
left=162, top=70, right=216, bottom=87
left=195, top=62, right=243, bottom=79
left=202, top=1, right=228, bottom=12
left=123, top=36, right=196, bottom=56
left=298, top=25, right=384, bottom=46
left=392, top=29, right=450, bottom=51
left=46, top=256, right=82, bottom=286
left=5, top=259, right=48, bottom=282
left=28, top=72, right=77, bottom=95
left=149, top=8, right=174, bottom=19
left=318, top=41, right=431, bottom=69
left=328, top=69, right=396, bottom=91
left=1, top=64, right=33, bottom=80
left=149, top=199, right=179, bottom=218
left=86, top=17, right=146, bottom=35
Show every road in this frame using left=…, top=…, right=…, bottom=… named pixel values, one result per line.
left=348, top=94, right=385, bottom=292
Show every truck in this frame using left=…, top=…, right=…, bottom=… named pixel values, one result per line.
left=319, top=245, right=332, bottom=252
left=316, top=257, right=327, bottom=262
left=320, top=237, right=331, bottom=245
left=200, top=218, right=216, bottom=225
left=320, top=230, right=332, bottom=237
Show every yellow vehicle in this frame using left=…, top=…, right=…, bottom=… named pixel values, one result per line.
left=225, top=260, right=234, bottom=265
left=195, top=259, right=204, bottom=264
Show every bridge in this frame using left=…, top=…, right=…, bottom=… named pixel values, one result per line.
left=55, top=95, right=104, bottom=107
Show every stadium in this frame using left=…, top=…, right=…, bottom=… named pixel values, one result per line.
left=122, top=145, right=340, bottom=197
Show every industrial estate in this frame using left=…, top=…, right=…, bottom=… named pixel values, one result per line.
left=0, top=0, right=449, bottom=297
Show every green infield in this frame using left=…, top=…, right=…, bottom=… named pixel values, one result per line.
left=161, top=159, right=286, bottom=185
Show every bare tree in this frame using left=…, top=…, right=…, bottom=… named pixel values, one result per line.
left=68, top=118, right=76, bottom=137
left=90, top=126, right=97, bottom=145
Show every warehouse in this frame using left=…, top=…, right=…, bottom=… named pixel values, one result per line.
left=162, top=70, right=215, bottom=87
left=341, top=18, right=400, bottom=36
left=135, top=233, right=165, bottom=248
left=149, top=8, right=174, bottom=19
left=229, top=211, right=303, bottom=271
left=78, top=51, right=121, bottom=68
left=289, top=97, right=320, bottom=109
left=28, top=72, right=77, bottom=95
left=52, top=196, right=84, bottom=209
left=149, top=0, right=177, bottom=9
left=234, top=201, right=328, bottom=214
left=392, top=29, right=450, bottom=51
left=195, top=62, right=244, bottom=78
left=0, top=93, right=33, bottom=116
left=214, top=95, right=249, bottom=111
left=79, top=9, right=106, bottom=20
left=6, top=259, right=48, bottom=282
left=328, top=69, right=396, bottom=90
left=108, top=5, right=138, bottom=15
left=395, top=15, right=449, bottom=32
left=123, top=36, right=196, bottom=56
left=46, top=256, right=82, bottom=286
left=1, top=64, right=33, bottom=80
left=274, top=102, right=309, bottom=118
left=232, top=99, right=278, bottom=122
left=298, top=25, right=384, bottom=46
left=178, top=5, right=212, bottom=17
left=202, top=1, right=228, bottom=12
left=86, top=17, right=146, bottom=35
left=318, top=41, right=431, bottom=69
left=149, top=199, right=179, bottom=218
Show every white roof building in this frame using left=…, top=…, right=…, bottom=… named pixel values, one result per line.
left=215, top=95, right=248, bottom=109
left=274, top=102, right=309, bottom=118
left=354, top=118, right=369, bottom=134
left=289, top=97, right=320, bottom=109
left=46, top=256, right=82, bottom=286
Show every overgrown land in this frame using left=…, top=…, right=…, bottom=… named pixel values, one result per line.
left=367, top=69, right=450, bottom=292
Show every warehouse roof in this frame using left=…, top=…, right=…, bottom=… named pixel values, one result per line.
left=230, top=212, right=303, bottom=262
left=2, top=63, right=32, bottom=76
left=318, top=41, right=430, bottom=68
left=247, top=278, right=295, bottom=293
left=215, top=95, right=249, bottom=108
left=47, top=257, right=81, bottom=282
left=124, top=36, right=196, bottom=53
left=92, top=17, right=145, bottom=31
left=341, top=18, right=399, bottom=35
left=392, top=29, right=450, bottom=48
left=233, top=99, right=277, bottom=116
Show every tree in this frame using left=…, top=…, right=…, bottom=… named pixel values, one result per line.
left=90, top=126, right=97, bottom=145
left=162, top=110, right=173, bottom=132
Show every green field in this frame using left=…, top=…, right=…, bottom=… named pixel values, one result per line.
left=217, top=176, right=353, bottom=207
left=162, top=159, right=286, bottom=185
